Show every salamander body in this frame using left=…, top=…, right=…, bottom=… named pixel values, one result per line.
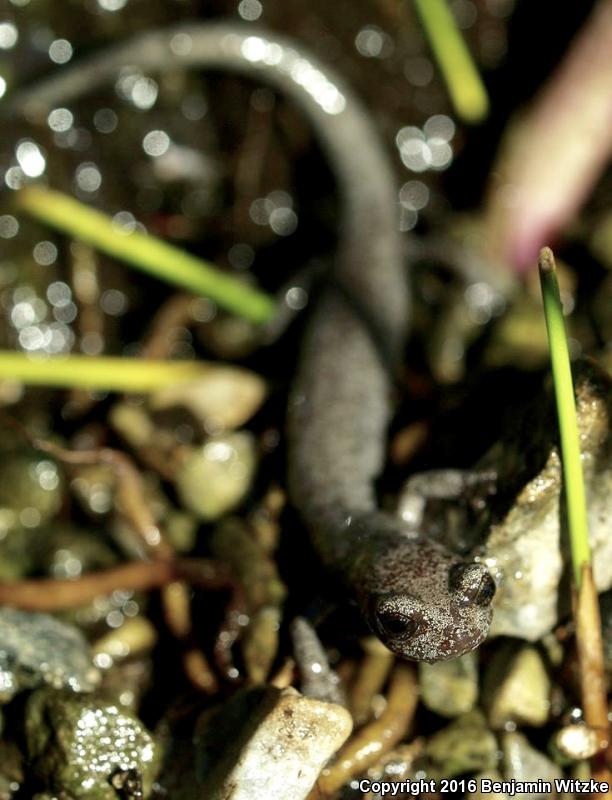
left=6, top=21, right=495, bottom=660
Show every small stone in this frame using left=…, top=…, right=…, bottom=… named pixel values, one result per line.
left=149, top=367, right=266, bottom=432
left=483, top=643, right=550, bottom=729
left=423, top=710, right=498, bottom=777
left=175, top=432, right=257, bottom=520
left=419, top=651, right=478, bottom=717
left=25, top=688, right=160, bottom=800
left=549, top=724, right=601, bottom=764
left=0, top=608, right=99, bottom=703
left=164, top=509, right=198, bottom=553
left=188, top=686, right=352, bottom=800
left=92, top=616, right=157, bottom=663
left=486, top=363, right=612, bottom=640
left=109, top=403, right=155, bottom=449
left=502, top=732, right=561, bottom=798
left=0, top=450, right=63, bottom=532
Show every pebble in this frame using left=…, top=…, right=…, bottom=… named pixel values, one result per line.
left=175, top=431, right=257, bottom=520
left=482, top=643, right=550, bottom=729
left=419, top=650, right=478, bottom=717
left=502, top=732, right=562, bottom=798
left=149, top=366, right=266, bottom=432
left=194, top=686, right=352, bottom=799
left=422, top=710, right=498, bottom=777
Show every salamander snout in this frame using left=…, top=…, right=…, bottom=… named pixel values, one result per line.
left=356, top=537, right=496, bottom=662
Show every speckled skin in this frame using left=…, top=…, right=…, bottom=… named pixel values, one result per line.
left=5, top=22, right=495, bottom=661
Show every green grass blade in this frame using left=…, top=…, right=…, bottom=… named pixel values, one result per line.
left=412, top=0, right=489, bottom=124
left=16, top=186, right=276, bottom=325
left=0, top=351, right=222, bottom=393
left=538, top=247, right=591, bottom=587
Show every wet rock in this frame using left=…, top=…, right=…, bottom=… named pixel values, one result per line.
left=0, top=608, right=99, bottom=703
left=0, top=450, right=63, bottom=534
left=549, top=723, right=601, bottom=765
left=483, top=363, right=612, bottom=639
left=185, top=686, right=352, bottom=799
left=175, top=432, right=257, bottom=520
left=482, top=643, right=550, bottom=729
left=25, top=688, right=160, bottom=800
left=502, top=732, right=561, bottom=797
left=422, top=710, right=497, bottom=777
left=419, top=651, right=478, bottom=718
left=149, top=366, right=266, bottom=433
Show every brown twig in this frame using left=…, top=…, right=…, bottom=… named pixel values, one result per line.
left=0, top=558, right=228, bottom=610
left=349, top=638, right=395, bottom=726
left=310, top=663, right=419, bottom=797
left=574, top=565, right=611, bottom=793
left=139, top=293, right=197, bottom=360
left=0, top=417, right=242, bottom=691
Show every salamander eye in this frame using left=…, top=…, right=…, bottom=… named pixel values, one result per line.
left=376, top=610, right=420, bottom=639
left=449, top=563, right=496, bottom=607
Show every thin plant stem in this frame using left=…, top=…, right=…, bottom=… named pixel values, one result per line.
left=16, top=186, right=276, bottom=324
left=538, top=246, right=590, bottom=588
left=539, top=247, right=609, bottom=771
left=412, top=0, right=489, bottom=124
left=0, top=350, right=225, bottom=393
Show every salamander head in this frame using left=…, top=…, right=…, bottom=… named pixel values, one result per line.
left=357, top=539, right=495, bottom=662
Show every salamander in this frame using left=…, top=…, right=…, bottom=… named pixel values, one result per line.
left=5, top=21, right=495, bottom=661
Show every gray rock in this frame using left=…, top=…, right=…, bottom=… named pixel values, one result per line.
left=422, top=710, right=498, bottom=777
left=502, top=732, right=561, bottom=798
left=419, top=651, right=478, bottom=717
left=482, top=643, right=551, bottom=729
left=0, top=608, right=99, bottom=703
left=180, top=686, right=352, bottom=800
left=485, top=363, right=612, bottom=640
